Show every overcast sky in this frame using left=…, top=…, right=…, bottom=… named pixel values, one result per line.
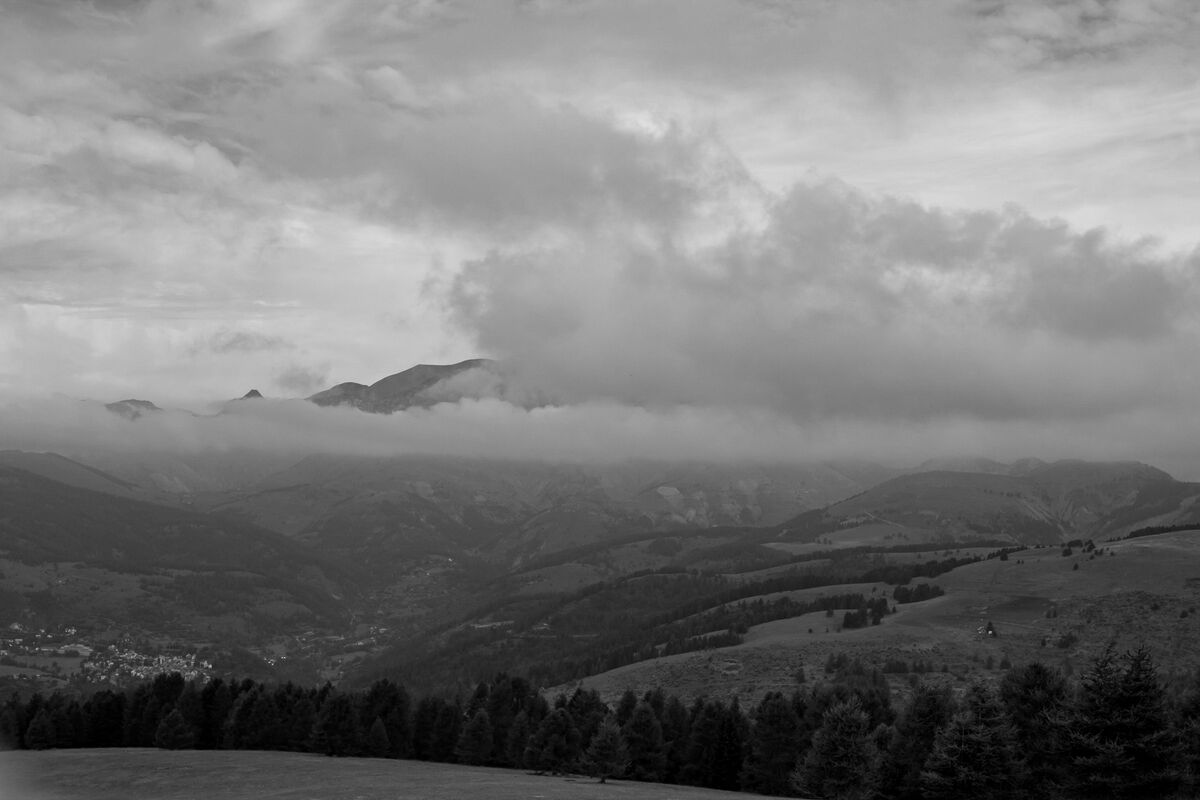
left=2, top=0, right=1199, bottom=473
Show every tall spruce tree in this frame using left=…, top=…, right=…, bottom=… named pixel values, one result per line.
left=585, top=716, right=628, bottom=783
left=999, top=661, right=1070, bottom=799
left=920, top=682, right=1023, bottom=800
left=1176, top=667, right=1200, bottom=797
left=876, top=682, right=952, bottom=800
left=621, top=701, right=666, bottom=782
left=310, top=693, right=361, bottom=757
left=24, top=708, right=56, bottom=751
left=794, top=696, right=878, bottom=800
left=1063, top=645, right=1182, bottom=799
left=367, top=716, right=391, bottom=758
left=154, top=708, right=196, bottom=750
left=525, top=707, right=580, bottom=775
left=742, top=692, right=802, bottom=796
left=455, top=709, right=494, bottom=765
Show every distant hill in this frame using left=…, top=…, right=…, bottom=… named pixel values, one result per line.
left=0, top=466, right=357, bottom=639
left=781, top=460, right=1198, bottom=546
left=0, top=450, right=141, bottom=499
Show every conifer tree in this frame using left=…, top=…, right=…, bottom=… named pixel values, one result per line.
left=197, top=679, right=232, bottom=750
left=660, top=694, right=691, bottom=783
left=1, top=692, right=29, bottom=751
left=742, top=691, right=802, bottom=796
left=1176, top=667, right=1200, bottom=797
left=429, top=699, right=462, bottom=762
left=615, top=689, right=639, bottom=726
left=681, top=700, right=723, bottom=787
left=795, top=696, right=878, bottom=800
left=81, top=689, right=125, bottom=748
left=154, top=708, right=196, bottom=750
left=1063, top=645, right=1182, bottom=799
left=920, top=683, right=1022, bottom=800
left=999, top=661, right=1069, bottom=799
left=506, top=709, right=533, bottom=769
left=367, top=716, right=391, bottom=758
left=24, top=708, right=57, bottom=751
left=876, top=682, right=952, bottom=800
left=584, top=716, right=628, bottom=783
left=455, top=709, right=493, bottom=765
left=621, top=701, right=666, bottom=782
left=525, top=707, right=580, bottom=775
left=310, top=693, right=361, bottom=757
left=286, top=696, right=318, bottom=752
left=411, top=696, right=441, bottom=761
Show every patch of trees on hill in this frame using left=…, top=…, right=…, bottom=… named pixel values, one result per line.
left=5, top=646, right=1200, bottom=799
left=360, top=552, right=986, bottom=693
left=1121, top=523, right=1200, bottom=541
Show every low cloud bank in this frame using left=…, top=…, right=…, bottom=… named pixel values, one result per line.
left=2, top=393, right=1198, bottom=479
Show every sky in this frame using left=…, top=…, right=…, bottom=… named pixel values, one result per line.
left=2, top=0, right=1200, bottom=473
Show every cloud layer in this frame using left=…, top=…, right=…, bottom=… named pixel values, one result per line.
left=2, top=1, right=1199, bottom=473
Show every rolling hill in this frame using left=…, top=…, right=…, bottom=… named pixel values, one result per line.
left=779, top=460, right=1199, bottom=547
left=0, top=467, right=358, bottom=642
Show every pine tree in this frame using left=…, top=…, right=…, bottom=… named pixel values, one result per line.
left=920, top=683, right=1023, bottom=800
left=660, top=694, right=691, bottom=783
left=876, top=682, right=952, bottom=800
left=25, top=708, right=57, bottom=751
left=1063, top=645, right=1182, bottom=799
left=615, top=689, right=639, bottom=726
left=680, top=700, right=723, bottom=787
left=506, top=710, right=533, bottom=769
left=455, top=709, right=493, bottom=765
left=82, top=689, right=125, bottom=748
left=310, top=693, right=361, bottom=757
left=1176, top=667, right=1200, bottom=797
left=742, top=691, right=802, bottom=796
left=412, top=696, right=441, bottom=761
left=367, top=716, right=391, bottom=758
left=154, top=708, right=196, bottom=750
left=585, top=716, right=628, bottom=783
left=795, top=696, right=878, bottom=800
left=525, top=708, right=580, bottom=775
left=999, top=661, right=1069, bottom=799
left=621, top=701, right=666, bottom=782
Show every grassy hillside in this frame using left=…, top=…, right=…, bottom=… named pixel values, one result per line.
left=561, top=530, right=1200, bottom=705
left=780, top=461, right=1200, bottom=547
left=0, top=749, right=773, bottom=800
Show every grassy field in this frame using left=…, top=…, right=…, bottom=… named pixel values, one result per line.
left=0, top=749, right=777, bottom=800
left=559, top=531, right=1200, bottom=704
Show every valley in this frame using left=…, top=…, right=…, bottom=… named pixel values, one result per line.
left=3, top=410, right=1200, bottom=700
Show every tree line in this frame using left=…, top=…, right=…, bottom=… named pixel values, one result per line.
left=4, top=644, right=1200, bottom=799
left=360, top=550, right=980, bottom=693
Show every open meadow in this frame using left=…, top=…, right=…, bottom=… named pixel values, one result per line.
left=0, top=749, right=778, bottom=800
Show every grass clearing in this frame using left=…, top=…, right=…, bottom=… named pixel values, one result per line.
left=0, top=749, right=772, bottom=800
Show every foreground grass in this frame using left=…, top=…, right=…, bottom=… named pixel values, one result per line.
left=0, top=749, right=772, bottom=800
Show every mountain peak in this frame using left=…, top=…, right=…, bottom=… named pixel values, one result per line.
left=308, top=358, right=499, bottom=413
left=242, top=389, right=263, bottom=399
left=105, top=399, right=162, bottom=420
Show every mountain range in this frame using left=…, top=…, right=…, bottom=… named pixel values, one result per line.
left=4, top=358, right=1200, bottom=691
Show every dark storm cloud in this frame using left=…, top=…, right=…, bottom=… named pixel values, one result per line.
left=447, top=180, right=1200, bottom=423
